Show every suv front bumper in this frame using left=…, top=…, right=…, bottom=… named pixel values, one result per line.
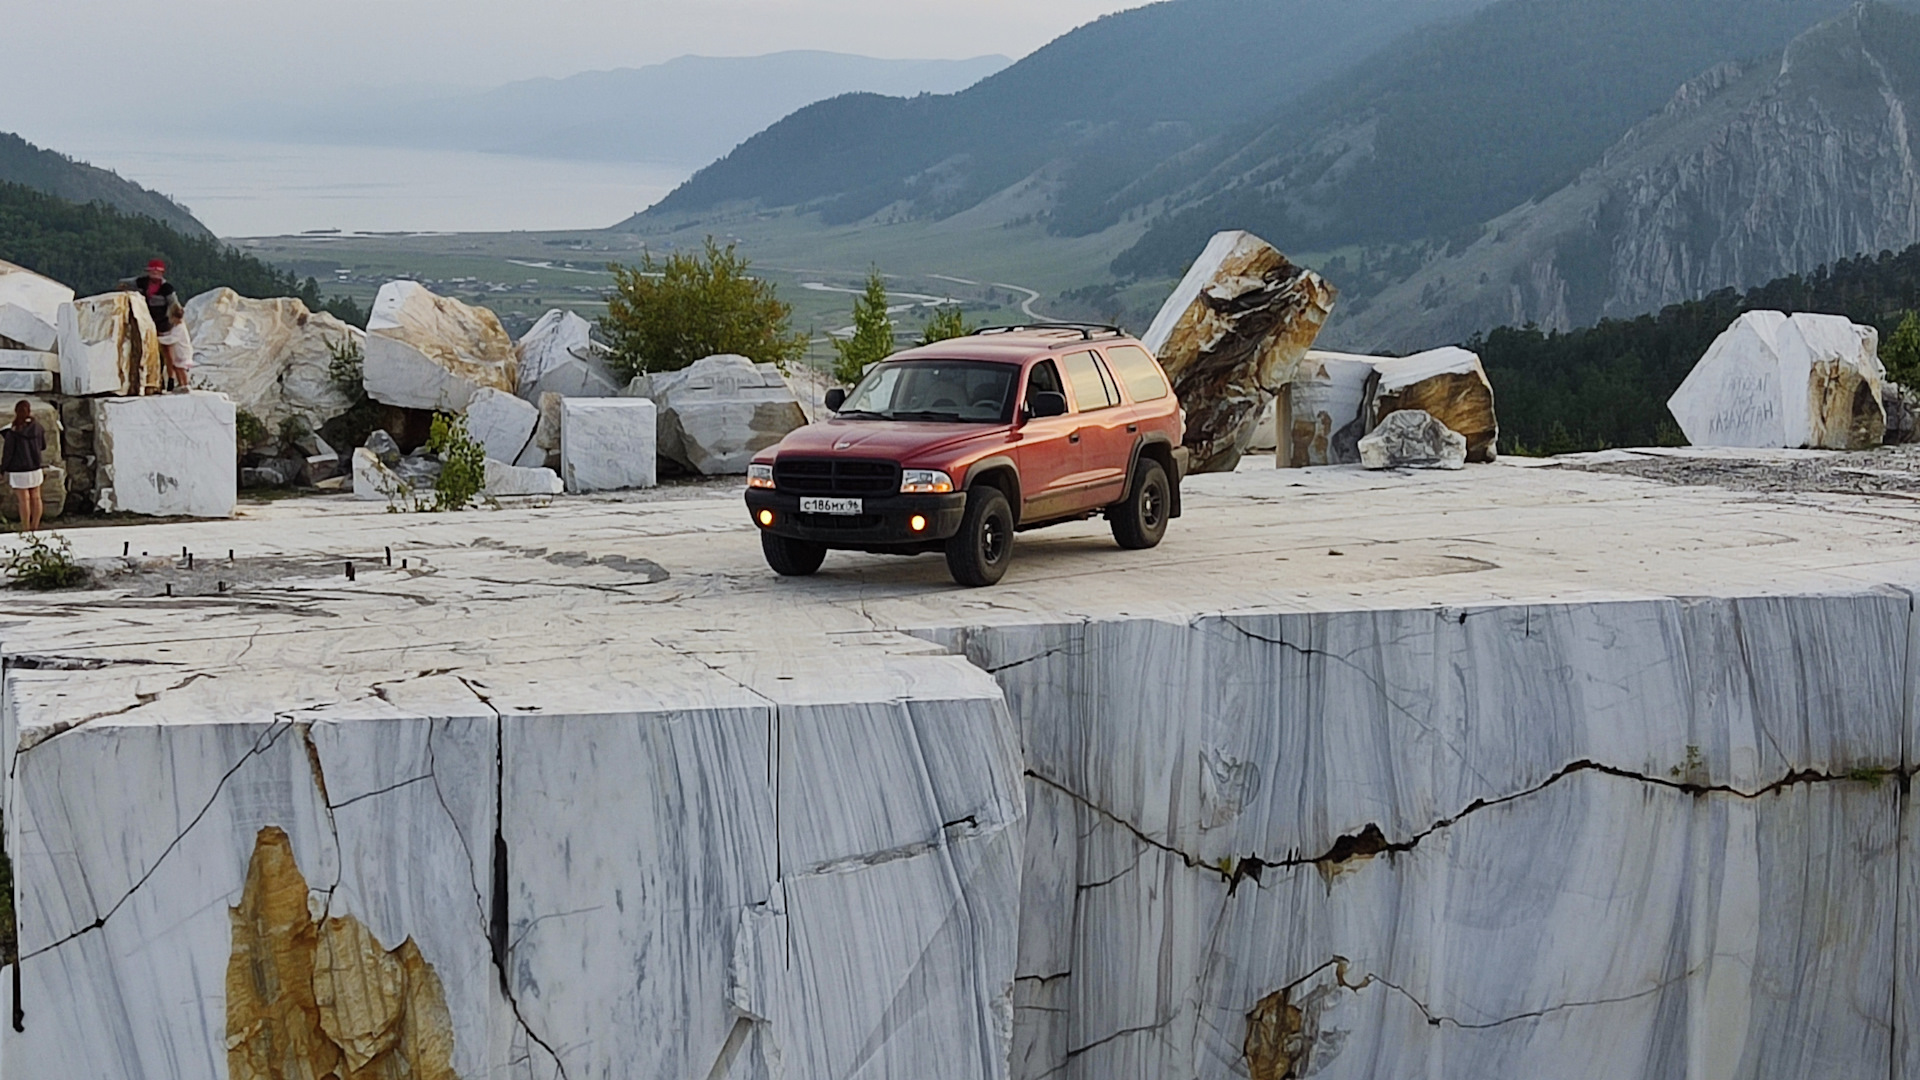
left=746, top=489, right=968, bottom=546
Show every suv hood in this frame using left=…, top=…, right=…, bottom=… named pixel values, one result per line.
left=773, top=418, right=1011, bottom=463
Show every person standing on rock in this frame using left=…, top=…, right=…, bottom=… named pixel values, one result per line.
left=3, top=401, right=46, bottom=532
left=131, top=259, right=193, bottom=392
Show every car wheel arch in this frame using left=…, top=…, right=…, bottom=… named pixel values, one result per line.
left=1122, top=435, right=1182, bottom=519
left=964, top=458, right=1023, bottom=524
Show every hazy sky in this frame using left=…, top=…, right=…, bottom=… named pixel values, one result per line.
left=13, top=0, right=1139, bottom=134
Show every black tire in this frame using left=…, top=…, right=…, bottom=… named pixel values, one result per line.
left=762, top=531, right=827, bottom=576
left=945, top=487, right=1015, bottom=587
left=1110, top=458, right=1171, bottom=550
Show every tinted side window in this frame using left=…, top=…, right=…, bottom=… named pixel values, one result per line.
left=1104, top=344, right=1170, bottom=402
left=1028, top=359, right=1064, bottom=397
left=1061, top=351, right=1118, bottom=411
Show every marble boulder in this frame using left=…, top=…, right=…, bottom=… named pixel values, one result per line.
left=1368, top=346, right=1499, bottom=463
left=463, top=387, right=540, bottom=466
left=516, top=309, right=619, bottom=402
left=0, top=259, right=73, bottom=352
left=1357, top=407, right=1467, bottom=470
left=352, top=446, right=410, bottom=502
left=1669, top=311, right=1887, bottom=450
left=561, top=398, right=657, bottom=492
left=1270, top=350, right=1382, bottom=466
left=182, top=288, right=362, bottom=437
left=1142, top=230, right=1338, bottom=473
left=92, top=391, right=236, bottom=517
left=626, top=354, right=806, bottom=476
left=57, top=292, right=162, bottom=397
left=363, top=281, right=517, bottom=412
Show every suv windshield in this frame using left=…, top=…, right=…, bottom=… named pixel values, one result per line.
left=837, top=360, right=1018, bottom=423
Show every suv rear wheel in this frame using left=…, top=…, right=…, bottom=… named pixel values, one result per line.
left=945, top=486, right=1014, bottom=586
left=1110, top=458, right=1170, bottom=550
left=762, top=531, right=827, bottom=576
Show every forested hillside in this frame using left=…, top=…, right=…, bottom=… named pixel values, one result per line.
left=0, top=182, right=358, bottom=321
left=1485, top=244, right=1920, bottom=454
left=0, top=132, right=210, bottom=238
left=1113, top=0, right=1878, bottom=275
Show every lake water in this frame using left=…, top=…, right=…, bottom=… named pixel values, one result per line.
left=48, top=132, right=693, bottom=238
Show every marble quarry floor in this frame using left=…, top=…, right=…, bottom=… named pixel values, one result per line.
left=5, top=452, right=1920, bottom=1079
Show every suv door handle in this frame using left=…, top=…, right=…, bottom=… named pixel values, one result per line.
left=1069, top=431, right=1081, bottom=443
left=1127, top=424, right=1139, bottom=434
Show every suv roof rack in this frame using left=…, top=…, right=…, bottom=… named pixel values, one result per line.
left=972, top=322, right=1125, bottom=341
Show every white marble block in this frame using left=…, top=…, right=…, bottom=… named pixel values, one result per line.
left=516, top=309, right=619, bottom=402
left=1270, top=349, right=1380, bottom=464
left=0, top=368, right=54, bottom=393
left=1669, top=311, right=1886, bottom=450
left=57, top=292, right=162, bottom=397
left=0, top=348, right=58, bottom=371
left=92, top=391, right=236, bottom=517
left=463, top=387, right=538, bottom=464
left=482, top=458, right=563, bottom=496
left=363, top=281, right=517, bottom=411
left=0, top=259, right=73, bottom=351
left=560, top=397, right=657, bottom=492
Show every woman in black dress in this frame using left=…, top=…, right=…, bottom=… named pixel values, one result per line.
left=3, top=400, right=46, bottom=532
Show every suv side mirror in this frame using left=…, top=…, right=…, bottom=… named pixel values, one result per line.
left=824, top=388, right=847, bottom=412
left=1027, top=390, right=1068, bottom=419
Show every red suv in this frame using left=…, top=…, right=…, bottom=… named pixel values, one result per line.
left=745, top=325, right=1188, bottom=586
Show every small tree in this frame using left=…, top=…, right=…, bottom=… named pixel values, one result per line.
left=832, top=269, right=896, bottom=384
left=1884, top=311, right=1920, bottom=386
left=601, top=237, right=806, bottom=380
left=425, top=413, right=488, bottom=512
left=918, top=305, right=976, bottom=345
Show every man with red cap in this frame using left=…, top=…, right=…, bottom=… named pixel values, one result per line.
left=131, top=258, right=193, bottom=391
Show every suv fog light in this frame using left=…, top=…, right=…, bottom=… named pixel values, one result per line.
left=900, top=469, right=954, bottom=494
left=747, top=464, right=776, bottom=489
left=910, top=514, right=928, bottom=532
left=758, top=509, right=774, bottom=527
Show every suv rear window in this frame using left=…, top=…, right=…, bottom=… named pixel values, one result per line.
left=1061, top=351, right=1119, bottom=411
left=1103, top=345, right=1169, bottom=402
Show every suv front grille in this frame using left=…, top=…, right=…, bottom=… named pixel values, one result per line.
left=774, top=457, right=900, bottom=496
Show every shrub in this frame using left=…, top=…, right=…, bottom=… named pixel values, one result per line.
left=425, top=413, right=487, bottom=512
left=5, top=533, right=88, bottom=589
left=832, top=269, right=896, bottom=383
left=601, top=237, right=806, bottom=380
left=918, top=304, right=976, bottom=346
left=1884, top=311, right=1920, bottom=387
left=235, top=409, right=269, bottom=450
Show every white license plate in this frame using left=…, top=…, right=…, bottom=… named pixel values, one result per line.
left=800, top=497, right=864, bottom=515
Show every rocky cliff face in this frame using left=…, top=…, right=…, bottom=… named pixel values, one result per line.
left=1330, top=3, right=1920, bottom=352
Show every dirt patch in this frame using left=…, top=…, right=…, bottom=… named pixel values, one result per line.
left=1568, top=444, right=1920, bottom=496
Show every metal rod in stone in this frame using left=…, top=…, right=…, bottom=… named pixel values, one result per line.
left=181, top=546, right=187, bottom=558
left=228, top=550, right=234, bottom=564
left=217, top=581, right=227, bottom=593
left=401, top=558, right=408, bottom=569
left=346, top=561, right=356, bottom=581
left=121, top=542, right=128, bottom=557
left=385, top=546, right=392, bottom=566
left=187, top=553, right=193, bottom=570
left=164, top=583, right=172, bottom=597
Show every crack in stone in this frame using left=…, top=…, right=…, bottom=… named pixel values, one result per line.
left=18, top=671, right=216, bottom=751
left=20, top=717, right=296, bottom=962
left=454, top=674, right=572, bottom=1080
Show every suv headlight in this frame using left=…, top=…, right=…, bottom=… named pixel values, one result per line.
left=900, top=469, right=954, bottom=494
left=747, top=463, right=776, bottom=489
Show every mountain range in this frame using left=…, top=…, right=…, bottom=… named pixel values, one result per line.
left=638, top=0, right=1920, bottom=350
left=196, top=52, right=1012, bottom=168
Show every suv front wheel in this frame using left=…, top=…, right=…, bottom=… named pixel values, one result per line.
left=945, top=486, right=1014, bottom=586
left=1110, top=458, right=1170, bottom=550
left=762, top=531, right=827, bottom=576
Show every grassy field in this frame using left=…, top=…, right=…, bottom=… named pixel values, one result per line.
left=241, top=199, right=1179, bottom=359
